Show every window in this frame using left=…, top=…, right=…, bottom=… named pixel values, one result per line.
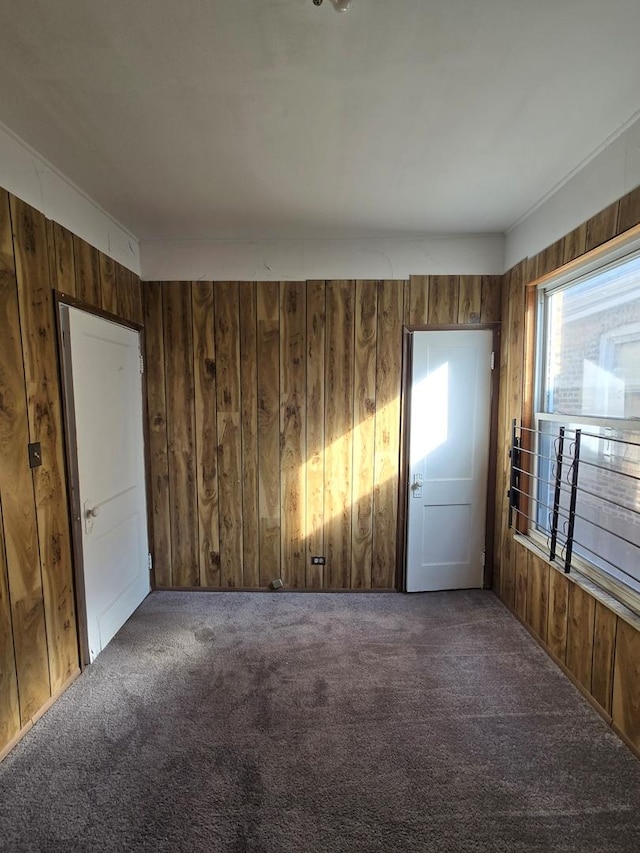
left=531, top=244, right=640, bottom=610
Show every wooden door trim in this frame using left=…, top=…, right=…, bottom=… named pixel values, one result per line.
left=397, top=323, right=501, bottom=591
left=53, top=292, right=151, bottom=668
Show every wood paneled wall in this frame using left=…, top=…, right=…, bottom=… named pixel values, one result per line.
left=494, top=184, right=640, bottom=753
left=0, top=188, right=143, bottom=758
left=143, top=275, right=501, bottom=590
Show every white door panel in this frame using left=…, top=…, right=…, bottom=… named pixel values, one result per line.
left=406, top=330, right=493, bottom=592
left=65, top=307, right=150, bottom=661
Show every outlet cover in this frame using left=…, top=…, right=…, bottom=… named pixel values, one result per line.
left=311, top=556, right=326, bottom=566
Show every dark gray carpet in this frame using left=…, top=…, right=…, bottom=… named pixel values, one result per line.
left=1, top=591, right=639, bottom=852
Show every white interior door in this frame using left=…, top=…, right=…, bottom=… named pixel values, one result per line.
left=406, top=329, right=493, bottom=592
left=64, top=306, right=150, bottom=661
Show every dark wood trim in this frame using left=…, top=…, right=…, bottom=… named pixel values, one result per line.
left=484, top=324, right=501, bottom=588
left=398, top=323, right=501, bottom=592
left=55, top=291, right=144, bottom=332
left=396, top=327, right=413, bottom=591
left=53, top=291, right=90, bottom=668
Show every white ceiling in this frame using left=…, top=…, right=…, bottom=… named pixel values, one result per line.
left=1, top=0, right=640, bottom=242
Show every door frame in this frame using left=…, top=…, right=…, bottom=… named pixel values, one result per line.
left=54, top=292, right=153, bottom=668
left=396, top=323, right=501, bottom=592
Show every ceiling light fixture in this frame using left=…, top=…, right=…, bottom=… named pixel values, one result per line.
left=313, top=0, right=354, bottom=12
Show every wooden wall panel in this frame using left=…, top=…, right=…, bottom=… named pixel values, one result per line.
left=116, top=263, right=135, bottom=322
left=324, top=281, right=355, bottom=589
left=427, top=275, right=458, bottom=325
left=280, top=282, right=306, bottom=589
left=457, top=275, right=482, bottom=323
left=0, top=495, right=20, bottom=747
left=351, top=281, right=377, bottom=589
left=214, top=283, right=243, bottom=588
left=73, top=236, right=101, bottom=307
left=305, top=282, right=326, bottom=588
left=163, top=282, right=198, bottom=586
left=192, top=282, right=220, bottom=587
left=480, top=276, right=501, bottom=323
left=239, top=282, right=259, bottom=589
left=11, top=197, right=78, bottom=698
left=47, top=222, right=76, bottom=297
left=257, top=282, right=281, bottom=585
left=592, top=602, right=617, bottom=715
left=99, top=254, right=118, bottom=314
left=612, top=619, right=640, bottom=751
left=372, top=280, right=403, bottom=589
left=526, top=551, right=549, bottom=643
left=563, top=605, right=593, bottom=697
left=143, top=285, right=172, bottom=587
left=406, top=275, right=429, bottom=325
left=494, top=187, right=640, bottom=757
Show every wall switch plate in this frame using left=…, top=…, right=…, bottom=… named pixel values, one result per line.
left=270, top=578, right=284, bottom=590
left=311, top=556, right=326, bottom=565
left=28, top=442, right=42, bottom=469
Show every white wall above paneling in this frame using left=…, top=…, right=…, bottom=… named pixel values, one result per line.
left=139, top=234, right=505, bottom=281
left=0, top=122, right=140, bottom=276
left=505, top=115, right=640, bottom=271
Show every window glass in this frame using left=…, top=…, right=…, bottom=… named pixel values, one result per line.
left=544, top=257, right=640, bottom=419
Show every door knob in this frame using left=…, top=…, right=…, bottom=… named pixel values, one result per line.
left=86, top=505, right=99, bottom=519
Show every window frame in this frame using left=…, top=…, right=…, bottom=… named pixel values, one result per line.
left=528, top=234, right=640, bottom=614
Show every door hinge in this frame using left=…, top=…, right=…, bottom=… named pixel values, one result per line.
left=148, top=553, right=153, bottom=572
left=490, top=351, right=495, bottom=371
left=139, top=353, right=145, bottom=374
left=481, top=549, right=486, bottom=568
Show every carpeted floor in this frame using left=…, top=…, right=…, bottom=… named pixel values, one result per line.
left=1, top=590, right=639, bottom=852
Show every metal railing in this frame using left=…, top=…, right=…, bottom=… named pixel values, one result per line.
left=508, top=419, right=640, bottom=588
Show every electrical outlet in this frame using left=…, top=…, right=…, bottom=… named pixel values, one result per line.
left=311, top=556, right=326, bottom=565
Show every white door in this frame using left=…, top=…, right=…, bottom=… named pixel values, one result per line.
left=406, top=329, right=493, bottom=592
left=64, top=306, right=150, bottom=661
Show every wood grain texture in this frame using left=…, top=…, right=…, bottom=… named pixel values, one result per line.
left=163, top=282, right=198, bottom=586
left=585, top=201, right=619, bottom=252
left=351, top=281, right=377, bottom=589
left=216, top=413, right=243, bottom=587
left=142, top=284, right=172, bottom=587
left=280, top=281, right=307, bottom=589
left=427, top=275, right=459, bottom=325
left=457, top=276, right=482, bottom=323
left=0, top=494, right=20, bottom=748
left=372, top=280, right=403, bottom=589
left=324, top=281, right=355, bottom=589
left=99, top=253, right=118, bottom=314
left=617, top=186, right=640, bottom=234
left=612, top=619, right=640, bottom=751
left=46, top=221, right=76, bottom=297
left=493, top=273, right=512, bottom=588
left=406, top=275, right=429, bottom=326
left=239, top=282, right=259, bottom=588
left=547, top=568, right=569, bottom=663
left=0, top=194, right=21, bottom=746
left=116, top=263, right=135, bottom=323
left=513, top=545, right=527, bottom=621
left=73, top=236, right=101, bottom=307
left=538, top=239, right=564, bottom=278
left=2, top=197, right=51, bottom=720
left=214, top=283, right=243, bottom=587
left=192, top=281, right=220, bottom=587
left=561, top=223, right=587, bottom=265
left=526, top=551, right=549, bottom=643
left=257, top=282, right=281, bottom=585
left=10, top=196, right=78, bottom=698
left=305, top=281, right=326, bottom=588
left=591, top=601, right=617, bottom=715
left=130, top=274, right=144, bottom=325
left=565, top=583, right=596, bottom=691
left=480, top=275, right=501, bottom=323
